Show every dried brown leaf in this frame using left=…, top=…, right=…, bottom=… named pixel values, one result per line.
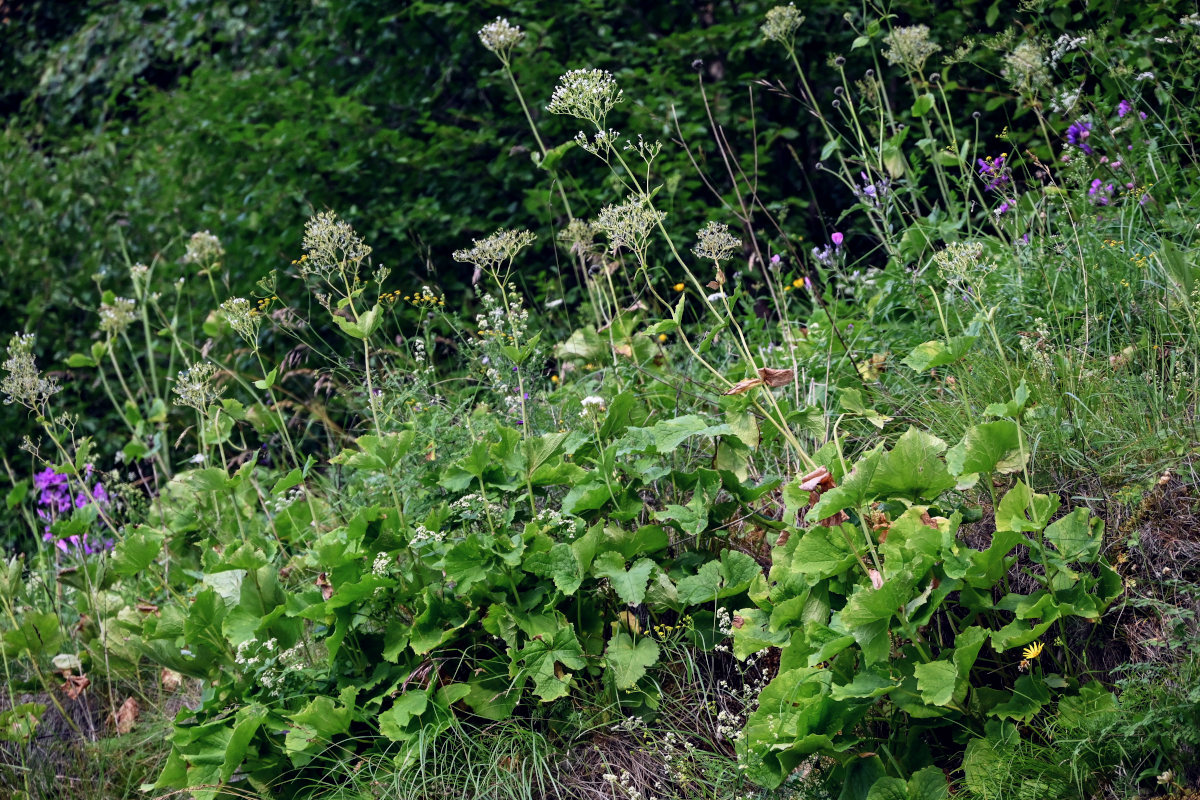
left=723, top=377, right=765, bottom=395
left=757, top=367, right=795, bottom=387
left=113, top=696, right=140, bottom=735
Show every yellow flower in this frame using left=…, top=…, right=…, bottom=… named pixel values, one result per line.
left=673, top=282, right=685, bottom=292
left=657, top=333, right=667, bottom=343
left=1022, top=641, right=1044, bottom=660
left=550, top=375, right=559, bottom=383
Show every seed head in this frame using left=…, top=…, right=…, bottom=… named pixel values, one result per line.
left=762, top=4, right=805, bottom=45
left=220, top=297, right=262, bottom=344
left=934, top=241, right=993, bottom=284
left=546, top=69, right=623, bottom=126
left=182, top=230, right=224, bottom=268
left=593, top=196, right=665, bottom=257
left=2, top=333, right=59, bottom=411
left=478, top=17, right=525, bottom=63
left=98, top=297, right=137, bottom=336
left=453, top=229, right=537, bottom=273
left=882, top=25, right=941, bottom=71
left=173, top=362, right=224, bottom=411
left=692, top=221, right=741, bottom=262
left=302, top=211, right=372, bottom=280
left=1003, top=40, right=1050, bottom=94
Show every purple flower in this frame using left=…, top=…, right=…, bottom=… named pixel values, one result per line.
left=1088, top=179, right=1114, bottom=206
left=831, top=232, right=844, bottom=248
left=977, top=154, right=1010, bottom=192
left=1117, top=99, right=1132, bottom=118
left=770, top=254, right=781, bottom=266
left=1066, top=120, right=1094, bottom=155
left=33, top=466, right=113, bottom=555
left=995, top=201, right=1011, bottom=215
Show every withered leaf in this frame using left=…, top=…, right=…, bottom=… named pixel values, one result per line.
left=758, top=367, right=795, bottom=387
left=316, top=572, right=334, bottom=601
left=723, top=377, right=765, bottom=395
left=161, top=668, right=182, bottom=693
left=113, top=696, right=140, bottom=735
left=62, top=674, right=90, bottom=700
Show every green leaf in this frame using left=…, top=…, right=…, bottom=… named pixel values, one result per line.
left=592, top=551, right=655, bottom=605
left=839, top=387, right=892, bottom=429
left=515, top=625, right=586, bottom=701
left=111, top=526, right=165, bottom=576
left=907, top=766, right=950, bottom=800
left=914, top=660, right=957, bottom=706
left=524, top=543, right=583, bottom=595
left=867, top=427, right=955, bottom=501
left=946, top=420, right=1028, bottom=479
left=220, top=704, right=267, bottom=781
left=982, top=380, right=1030, bottom=418
left=378, top=691, right=429, bottom=742
left=995, top=481, right=1059, bottom=532
left=5, top=479, right=28, bottom=510
left=901, top=335, right=977, bottom=372
left=330, top=430, right=415, bottom=472
left=676, top=550, right=761, bottom=605
left=831, top=668, right=898, bottom=700
left=252, top=367, right=278, bottom=390
left=1044, top=507, right=1102, bottom=563
left=866, top=776, right=908, bottom=800
left=989, top=674, right=1050, bottom=722
left=182, top=468, right=230, bottom=493
left=616, top=415, right=732, bottom=456
left=808, top=445, right=883, bottom=521
left=605, top=632, right=659, bottom=688
left=786, top=525, right=859, bottom=582
left=912, top=94, right=935, bottom=116
left=65, top=352, right=97, bottom=368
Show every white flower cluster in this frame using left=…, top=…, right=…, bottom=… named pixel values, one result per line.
left=882, top=25, right=941, bottom=71
left=453, top=229, right=537, bottom=275
left=301, top=211, right=372, bottom=280
left=761, top=4, right=805, bottom=45
left=573, top=128, right=620, bottom=156
left=1003, top=40, right=1050, bottom=94
left=220, top=297, right=262, bottom=344
left=1048, top=33, right=1088, bottom=66
left=371, top=551, right=393, bottom=575
left=593, top=196, right=665, bottom=258
left=410, top=524, right=445, bottom=545
left=181, top=230, right=224, bottom=267
left=546, top=68, right=623, bottom=126
left=268, top=486, right=306, bottom=516
left=172, top=362, right=223, bottom=411
left=933, top=241, right=992, bottom=285
left=579, top=395, right=607, bottom=420
left=2, top=333, right=59, bottom=409
left=99, top=297, right=138, bottom=336
left=692, top=221, right=741, bottom=262
left=477, top=17, right=524, bottom=62
left=234, top=637, right=305, bottom=697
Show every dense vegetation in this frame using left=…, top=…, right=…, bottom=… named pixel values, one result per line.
left=2, top=1, right=1199, bottom=798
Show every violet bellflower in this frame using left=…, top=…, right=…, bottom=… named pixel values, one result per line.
left=1066, top=120, right=1094, bottom=155
left=35, top=466, right=113, bottom=555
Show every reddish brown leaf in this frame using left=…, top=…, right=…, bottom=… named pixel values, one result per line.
left=723, top=377, right=766, bottom=395
left=113, top=697, right=140, bottom=735
left=161, top=668, right=182, bottom=693
left=62, top=674, right=90, bottom=700
left=316, top=572, right=334, bottom=601
left=757, top=367, right=795, bottom=387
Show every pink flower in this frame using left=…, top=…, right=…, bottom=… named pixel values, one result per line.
left=831, top=232, right=844, bottom=247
